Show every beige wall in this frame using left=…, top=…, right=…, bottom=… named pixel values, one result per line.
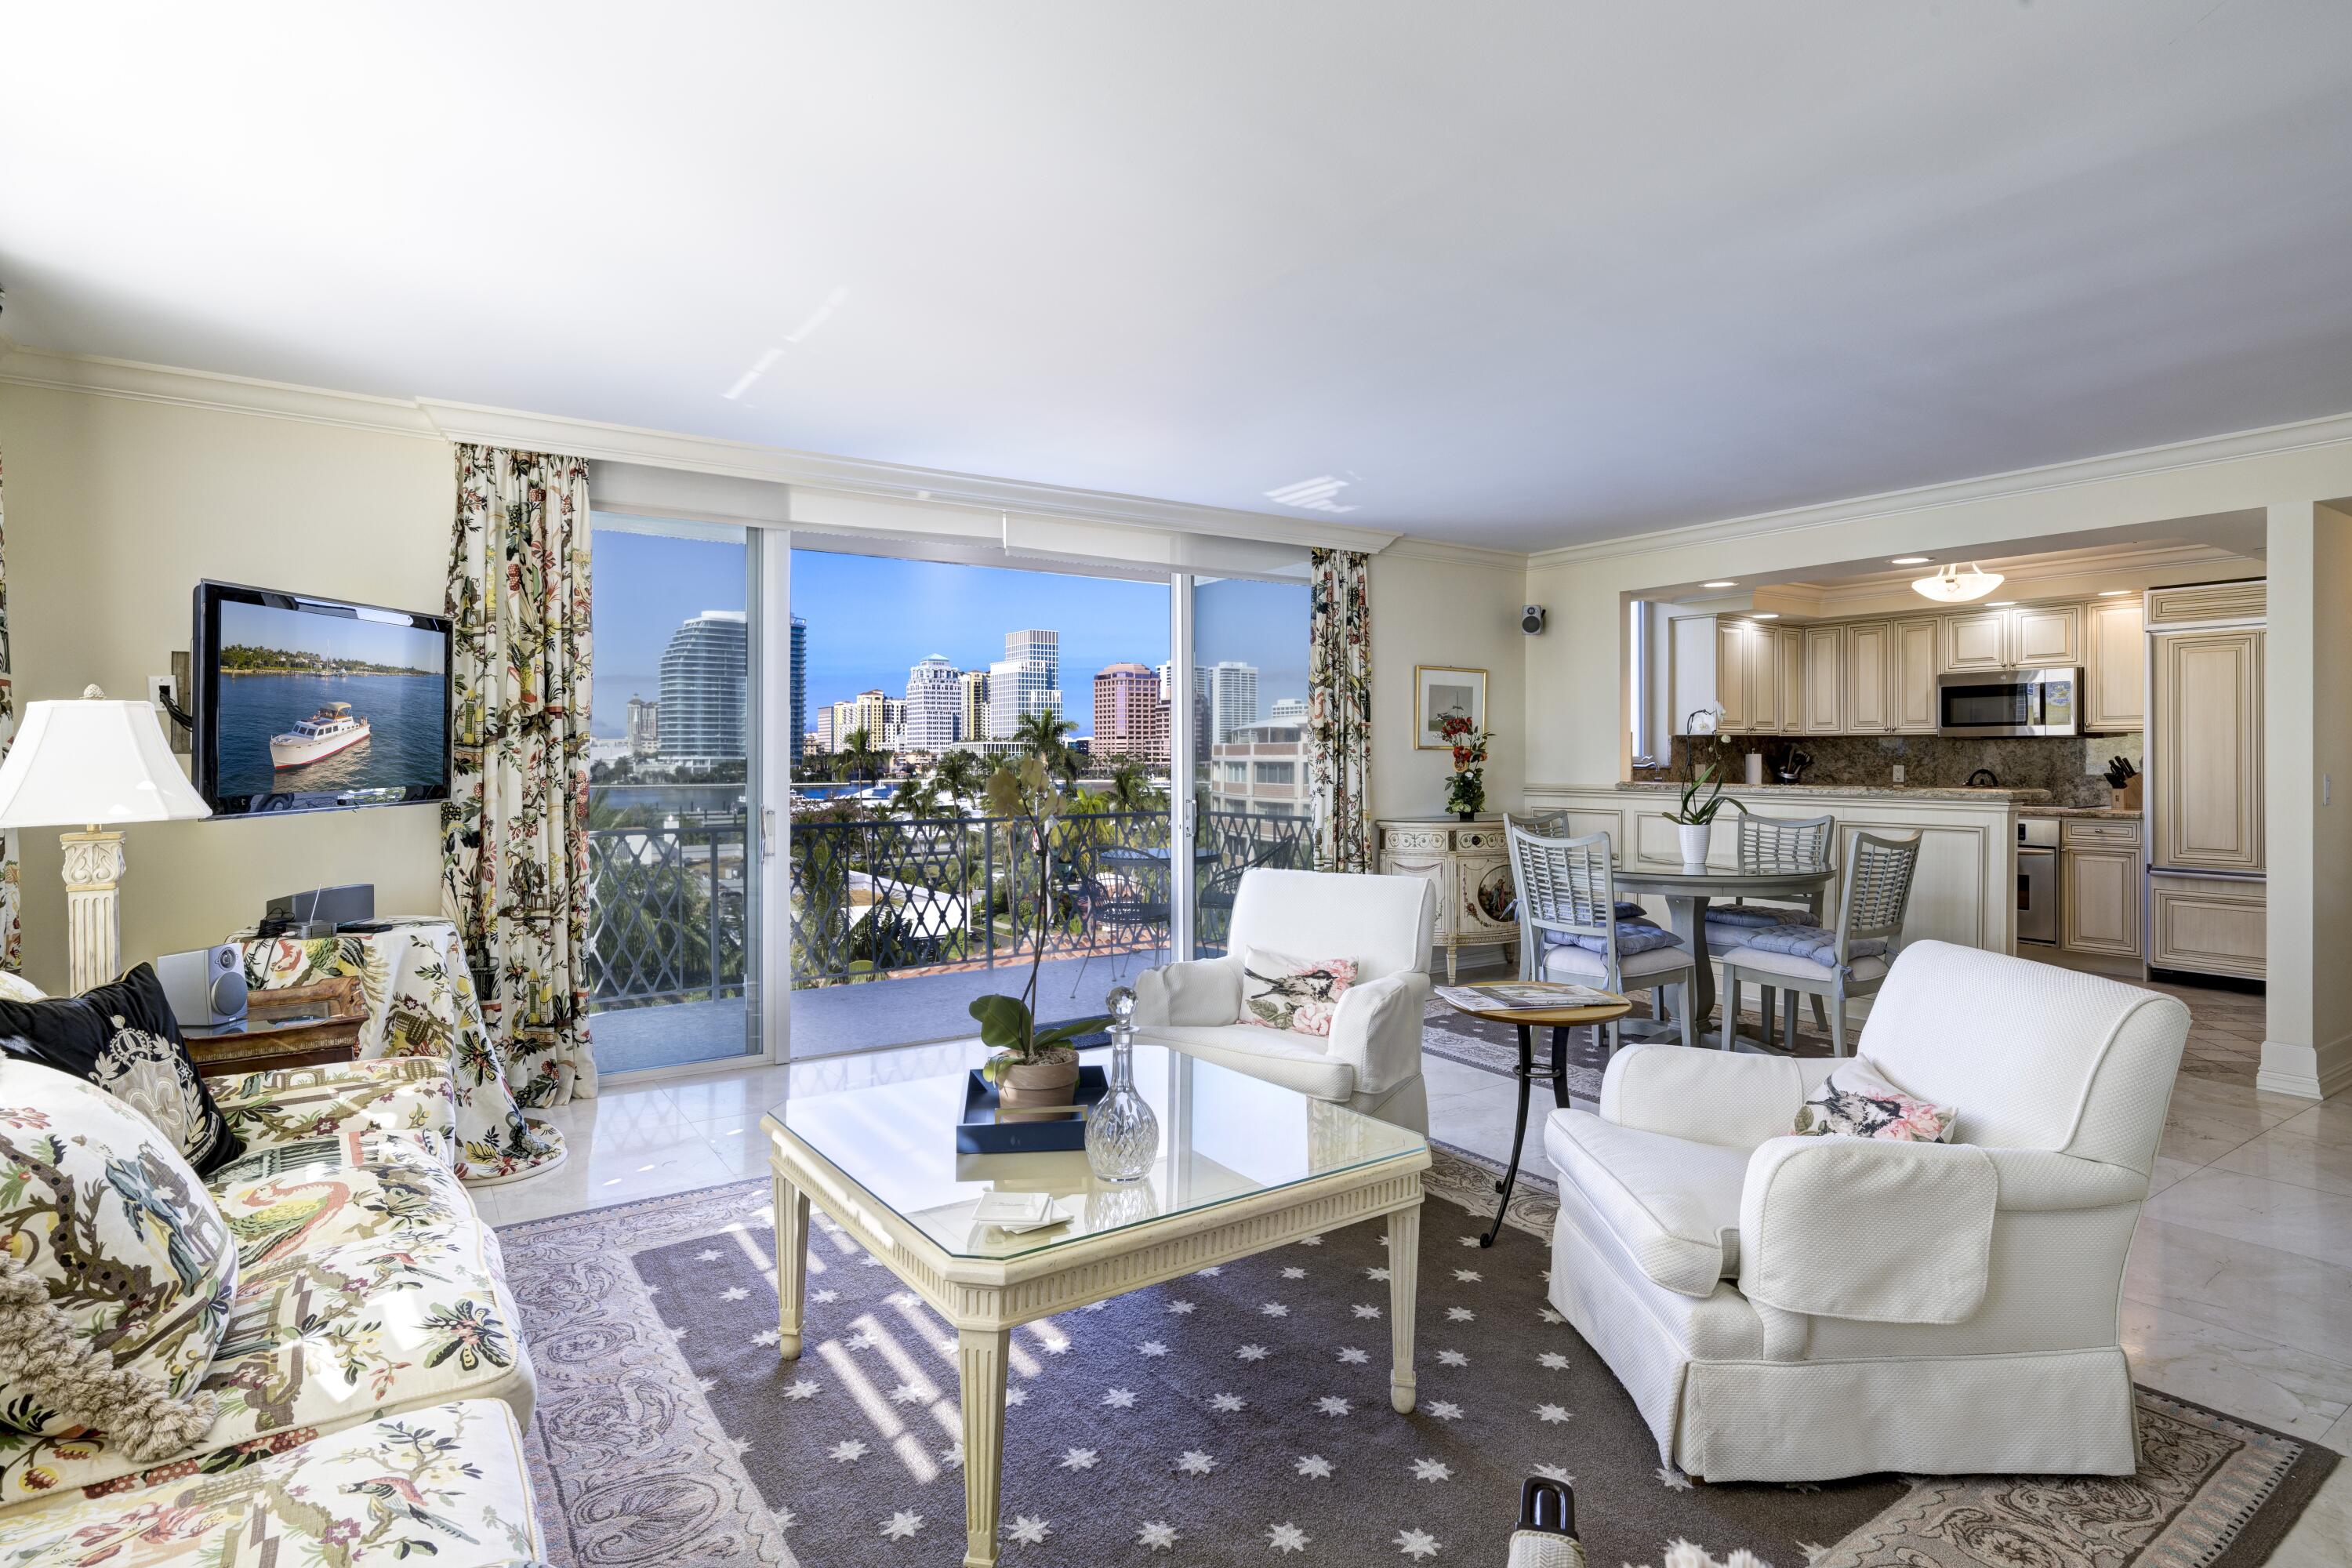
left=0, top=382, right=452, bottom=993
left=1366, top=548, right=1528, bottom=823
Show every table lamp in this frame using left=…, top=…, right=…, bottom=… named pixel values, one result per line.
left=0, top=685, right=212, bottom=993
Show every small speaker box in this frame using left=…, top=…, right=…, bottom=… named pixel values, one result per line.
left=156, top=944, right=249, bottom=1028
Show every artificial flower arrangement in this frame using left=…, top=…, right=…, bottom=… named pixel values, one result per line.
left=1440, top=713, right=1494, bottom=819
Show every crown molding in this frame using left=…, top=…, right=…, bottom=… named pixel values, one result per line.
left=1526, top=407, right=2352, bottom=571
left=1759, top=540, right=2258, bottom=617
left=1374, top=535, right=1530, bottom=572
left=0, top=339, right=443, bottom=439
left=0, top=339, right=1401, bottom=554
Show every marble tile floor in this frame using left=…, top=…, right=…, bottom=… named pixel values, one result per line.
left=478, top=972, right=2350, bottom=1560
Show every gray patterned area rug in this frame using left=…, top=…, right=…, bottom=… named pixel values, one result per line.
left=504, top=1148, right=2333, bottom=1568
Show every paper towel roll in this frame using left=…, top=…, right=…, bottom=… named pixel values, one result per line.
left=1745, top=753, right=1764, bottom=786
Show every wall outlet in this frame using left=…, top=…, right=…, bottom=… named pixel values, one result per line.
left=1891, top=764, right=1906, bottom=784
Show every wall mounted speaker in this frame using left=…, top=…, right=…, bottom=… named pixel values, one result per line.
left=1520, top=604, right=1548, bottom=635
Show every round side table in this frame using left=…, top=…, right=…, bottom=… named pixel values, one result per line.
left=1438, top=990, right=1633, bottom=1247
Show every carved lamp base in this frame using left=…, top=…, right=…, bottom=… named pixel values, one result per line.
left=60, top=826, right=126, bottom=995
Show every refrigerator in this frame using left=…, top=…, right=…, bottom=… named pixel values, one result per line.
left=2143, top=582, right=2267, bottom=982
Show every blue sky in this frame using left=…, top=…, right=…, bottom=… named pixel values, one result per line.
left=220, top=600, right=445, bottom=671
left=589, top=528, right=1308, bottom=738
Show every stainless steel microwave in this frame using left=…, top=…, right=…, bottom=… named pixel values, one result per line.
left=1936, top=667, right=2079, bottom=737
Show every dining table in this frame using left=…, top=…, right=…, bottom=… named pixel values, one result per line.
left=1611, top=858, right=1836, bottom=1048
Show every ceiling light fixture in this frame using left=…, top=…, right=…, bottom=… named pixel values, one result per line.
left=2097, top=589, right=2131, bottom=597
left=1911, top=562, right=2005, bottom=604
left=1701, top=580, right=1737, bottom=589
left=1889, top=556, right=1933, bottom=566
left=1750, top=612, right=1780, bottom=620
left=1987, top=601, right=2016, bottom=607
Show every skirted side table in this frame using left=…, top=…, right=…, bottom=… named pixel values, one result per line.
left=239, top=918, right=566, bottom=1185
left=1375, top=816, right=1518, bottom=982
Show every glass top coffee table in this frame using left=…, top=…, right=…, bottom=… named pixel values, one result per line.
left=760, top=1040, right=1430, bottom=1568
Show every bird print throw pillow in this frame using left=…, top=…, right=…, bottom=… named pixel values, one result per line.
left=0, top=1058, right=237, bottom=1455
left=1792, top=1056, right=1958, bottom=1143
left=1240, top=950, right=1358, bottom=1036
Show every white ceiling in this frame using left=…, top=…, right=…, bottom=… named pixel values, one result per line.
left=5, top=2, right=2350, bottom=553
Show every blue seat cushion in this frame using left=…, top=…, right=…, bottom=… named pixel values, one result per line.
left=1541, top=920, right=1685, bottom=956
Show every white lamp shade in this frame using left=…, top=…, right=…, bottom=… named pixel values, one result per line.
left=0, top=694, right=213, bottom=828
left=1911, top=563, right=2006, bottom=604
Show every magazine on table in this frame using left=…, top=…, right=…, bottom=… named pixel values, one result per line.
left=1437, top=981, right=1619, bottom=1012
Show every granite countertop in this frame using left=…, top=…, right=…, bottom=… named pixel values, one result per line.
left=1613, top=780, right=2053, bottom=804
left=2019, top=804, right=2143, bottom=819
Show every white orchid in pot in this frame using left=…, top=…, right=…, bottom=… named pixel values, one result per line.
left=1667, top=710, right=1737, bottom=866
left=971, top=752, right=1109, bottom=1107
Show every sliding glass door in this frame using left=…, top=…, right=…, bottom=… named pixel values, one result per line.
left=584, top=517, right=767, bottom=1076
left=1185, top=575, right=1314, bottom=957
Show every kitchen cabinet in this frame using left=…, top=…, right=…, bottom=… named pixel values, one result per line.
left=2012, top=604, right=2083, bottom=666
left=1893, top=618, right=1939, bottom=733
left=2060, top=819, right=2142, bottom=958
left=1748, top=626, right=1784, bottom=732
left=1779, top=627, right=1805, bottom=737
left=1803, top=626, right=1846, bottom=733
left=2149, top=873, right=2266, bottom=979
left=2151, top=628, right=2263, bottom=873
left=1846, top=622, right=1894, bottom=733
left=1941, top=610, right=2010, bottom=672
left=1714, top=620, right=1749, bottom=731
left=2084, top=598, right=2144, bottom=731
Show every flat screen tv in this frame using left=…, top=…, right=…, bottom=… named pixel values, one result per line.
left=192, top=581, right=453, bottom=817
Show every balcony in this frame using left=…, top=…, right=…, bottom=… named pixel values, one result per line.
left=586, top=790, right=1310, bottom=1073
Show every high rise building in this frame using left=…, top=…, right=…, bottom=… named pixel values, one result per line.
left=656, top=609, right=747, bottom=766
left=1092, top=662, right=1169, bottom=763
left=1269, top=696, right=1308, bottom=724
left=789, top=615, right=808, bottom=764
left=625, top=696, right=661, bottom=759
left=839, top=689, right=891, bottom=750
left=1210, top=660, right=1259, bottom=744
left=1157, top=661, right=1210, bottom=760
left=815, top=706, right=837, bottom=753
left=958, top=669, right=991, bottom=742
left=904, top=655, right=963, bottom=750
left=883, top=697, right=908, bottom=750
left=988, top=629, right=1062, bottom=739
left=1209, top=717, right=1310, bottom=818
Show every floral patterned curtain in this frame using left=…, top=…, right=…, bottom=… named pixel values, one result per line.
left=0, top=451, right=17, bottom=970
left=443, top=445, right=597, bottom=1104
left=1307, top=547, right=1374, bottom=873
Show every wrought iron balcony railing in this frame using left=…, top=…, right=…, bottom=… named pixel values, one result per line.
left=584, top=795, right=1311, bottom=1008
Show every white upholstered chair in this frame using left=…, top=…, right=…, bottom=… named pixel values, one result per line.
left=1129, top=868, right=1435, bottom=1131
left=1544, top=941, right=2188, bottom=1481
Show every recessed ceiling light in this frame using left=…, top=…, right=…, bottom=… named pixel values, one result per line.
left=1987, top=601, right=2016, bottom=607
left=1890, top=556, right=1933, bottom=566
left=1702, top=580, right=1737, bottom=589
left=1264, top=475, right=1358, bottom=514
left=2097, top=589, right=2131, bottom=597
left=1750, top=612, right=1780, bottom=620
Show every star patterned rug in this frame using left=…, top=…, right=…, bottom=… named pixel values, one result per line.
left=504, top=1143, right=2335, bottom=1568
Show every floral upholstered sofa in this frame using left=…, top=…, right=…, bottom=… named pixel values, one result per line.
left=0, top=1052, right=545, bottom=1566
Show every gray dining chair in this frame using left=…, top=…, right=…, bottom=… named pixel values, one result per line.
left=1507, top=824, right=1697, bottom=1052
left=1708, top=807, right=1835, bottom=1046
left=1719, top=829, right=1922, bottom=1055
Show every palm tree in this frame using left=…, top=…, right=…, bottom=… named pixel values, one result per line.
left=832, top=725, right=885, bottom=783
left=1011, top=707, right=1075, bottom=764
left=1105, top=757, right=1160, bottom=815
left=889, top=776, right=941, bottom=820
left=932, top=748, right=984, bottom=817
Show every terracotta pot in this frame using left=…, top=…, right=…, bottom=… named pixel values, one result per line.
left=997, top=1056, right=1081, bottom=1109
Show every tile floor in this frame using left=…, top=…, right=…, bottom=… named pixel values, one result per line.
left=482, top=969, right=2352, bottom=1561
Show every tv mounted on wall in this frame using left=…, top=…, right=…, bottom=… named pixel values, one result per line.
left=192, top=581, right=453, bottom=817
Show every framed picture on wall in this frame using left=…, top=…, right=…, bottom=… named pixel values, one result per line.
left=1414, top=664, right=1487, bottom=750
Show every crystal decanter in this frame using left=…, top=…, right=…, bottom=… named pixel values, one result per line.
left=1085, top=985, right=1160, bottom=1183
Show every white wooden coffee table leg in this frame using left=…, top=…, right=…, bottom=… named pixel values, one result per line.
left=772, top=1167, right=809, bottom=1359
left=1388, top=1203, right=1420, bottom=1414
left=957, top=1325, right=1010, bottom=1568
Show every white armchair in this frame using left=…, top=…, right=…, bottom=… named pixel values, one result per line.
left=1544, top=940, right=2188, bottom=1481
left=1131, top=868, right=1435, bottom=1131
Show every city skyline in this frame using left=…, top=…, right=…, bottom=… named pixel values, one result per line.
left=591, top=532, right=1308, bottom=739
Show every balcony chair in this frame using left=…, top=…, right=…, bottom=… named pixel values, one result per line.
left=1718, top=829, right=1920, bottom=1054
left=1508, top=824, right=1697, bottom=1053
left=1544, top=941, right=2188, bottom=1481
left=1131, top=867, right=1435, bottom=1131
